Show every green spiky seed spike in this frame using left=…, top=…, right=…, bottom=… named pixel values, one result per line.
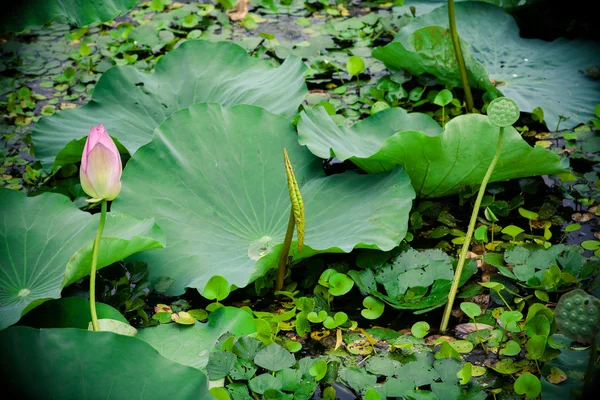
left=283, top=147, right=305, bottom=252
left=487, top=97, right=520, bottom=127
left=555, top=289, right=600, bottom=344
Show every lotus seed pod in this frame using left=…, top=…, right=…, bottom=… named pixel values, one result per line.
left=487, top=97, right=520, bottom=127
left=555, top=289, right=600, bottom=344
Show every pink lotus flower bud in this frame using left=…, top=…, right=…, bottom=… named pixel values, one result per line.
left=80, top=124, right=122, bottom=202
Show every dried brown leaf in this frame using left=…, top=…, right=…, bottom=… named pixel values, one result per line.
left=227, top=0, right=250, bottom=21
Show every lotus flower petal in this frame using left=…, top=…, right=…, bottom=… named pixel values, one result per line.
left=80, top=124, right=122, bottom=201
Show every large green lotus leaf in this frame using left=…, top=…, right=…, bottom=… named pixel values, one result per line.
left=0, top=326, right=210, bottom=399
left=298, top=107, right=565, bottom=198
left=33, top=40, right=308, bottom=171
left=373, top=2, right=600, bottom=130
left=0, top=189, right=165, bottom=331
left=137, top=307, right=257, bottom=370
left=113, top=103, right=415, bottom=295
left=298, top=107, right=442, bottom=166
left=0, top=0, right=139, bottom=33
left=372, top=25, right=495, bottom=94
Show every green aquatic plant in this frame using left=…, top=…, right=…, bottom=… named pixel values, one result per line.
left=113, top=103, right=415, bottom=295
left=0, top=189, right=164, bottom=331
left=346, top=55, right=365, bottom=92
left=484, top=244, right=599, bottom=292
left=0, top=0, right=139, bottom=32
left=440, top=97, right=520, bottom=332
left=33, top=40, right=308, bottom=171
left=297, top=106, right=565, bottom=198
left=373, top=2, right=600, bottom=130
left=349, top=247, right=477, bottom=313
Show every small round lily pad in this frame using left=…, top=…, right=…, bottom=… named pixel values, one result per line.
left=487, top=97, right=520, bottom=127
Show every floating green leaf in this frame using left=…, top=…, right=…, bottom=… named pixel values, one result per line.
left=361, top=296, right=385, bottom=320
left=309, top=359, right=328, bottom=381
left=346, top=55, right=365, bottom=77
left=457, top=362, right=472, bottom=385
left=351, top=249, right=477, bottom=312
left=254, top=343, right=296, bottom=372
left=493, top=245, right=592, bottom=290
left=514, top=372, right=542, bottom=399
left=460, top=302, right=482, bottom=319
left=519, top=207, right=539, bottom=220
left=298, top=108, right=565, bottom=198
left=0, top=189, right=165, bottom=331
left=207, top=350, right=237, bottom=379
left=114, top=104, right=415, bottom=295
left=327, top=272, right=354, bottom=296
left=323, top=312, right=348, bottom=329
left=33, top=41, right=308, bottom=171
left=250, top=374, right=282, bottom=394
left=499, top=340, right=521, bottom=356
left=525, top=335, right=547, bottom=360
left=502, top=225, right=524, bottom=239
left=411, top=321, right=430, bottom=338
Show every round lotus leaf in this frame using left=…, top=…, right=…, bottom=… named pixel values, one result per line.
left=0, top=0, right=139, bottom=32
left=113, top=103, right=415, bottom=295
left=32, top=40, right=308, bottom=171
left=0, top=189, right=165, bottom=331
left=555, top=289, right=600, bottom=343
left=298, top=108, right=565, bottom=198
left=487, top=97, right=520, bottom=127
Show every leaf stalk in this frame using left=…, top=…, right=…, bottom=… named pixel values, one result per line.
left=440, top=127, right=505, bottom=332
left=448, top=0, right=474, bottom=113
left=90, top=200, right=107, bottom=331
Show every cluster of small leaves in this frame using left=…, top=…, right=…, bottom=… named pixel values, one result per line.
left=338, top=339, right=486, bottom=399
left=350, top=247, right=477, bottom=313
left=206, top=336, right=328, bottom=400
left=485, top=244, right=599, bottom=291
left=91, top=261, right=157, bottom=326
